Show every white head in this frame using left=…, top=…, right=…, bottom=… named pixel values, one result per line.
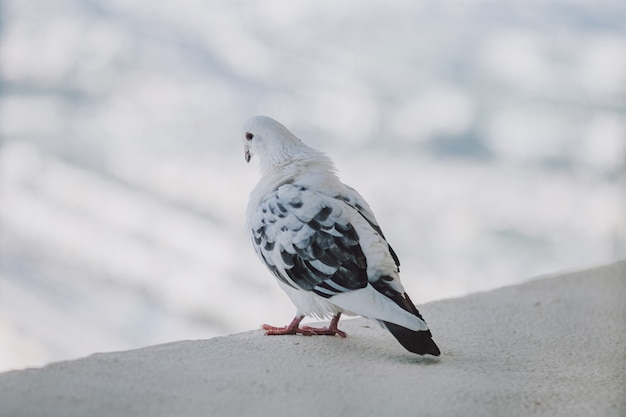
left=241, top=116, right=323, bottom=173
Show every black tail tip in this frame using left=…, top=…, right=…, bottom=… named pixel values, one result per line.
left=383, top=321, right=441, bottom=356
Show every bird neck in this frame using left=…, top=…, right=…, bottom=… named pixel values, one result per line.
left=246, top=153, right=340, bottom=222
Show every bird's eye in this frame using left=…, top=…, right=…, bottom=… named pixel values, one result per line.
left=245, top=132, right=254, bottom=141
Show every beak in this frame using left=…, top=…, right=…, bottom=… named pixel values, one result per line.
left=244, top=147, right=251, bottom=163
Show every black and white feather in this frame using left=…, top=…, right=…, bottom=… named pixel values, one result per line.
left=243, top=115, right=440, bottom=356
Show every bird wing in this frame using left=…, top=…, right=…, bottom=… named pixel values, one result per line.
left=249, top=181, right=410, bottom=300
left=249, top=182, right=370, bottom=299
left=338, top=185, right=401, bottom=271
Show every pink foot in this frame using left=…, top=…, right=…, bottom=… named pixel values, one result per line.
left=262, top=323, right=314, bottom=336
left=262, top=313, right=347, bottom=337
left=262, top=315, right=313, bottom=336
left=300, top=325, right=347, bottom=338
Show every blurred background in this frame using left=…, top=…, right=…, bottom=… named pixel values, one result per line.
left=0, top=0, right=624, bottom=372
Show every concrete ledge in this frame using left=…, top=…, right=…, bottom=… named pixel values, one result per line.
left=1, top=261, right=625, bottom=417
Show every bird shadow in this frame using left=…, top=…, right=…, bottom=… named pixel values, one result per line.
left=387, top=353, right=442, bottom=365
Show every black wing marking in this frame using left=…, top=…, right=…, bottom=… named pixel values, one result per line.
left=338, top=187, right=400, bottom=270
left=250, top=184, right=368, bottom=298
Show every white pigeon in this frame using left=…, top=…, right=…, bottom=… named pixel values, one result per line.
left=242, top=115, right=440, bottom=356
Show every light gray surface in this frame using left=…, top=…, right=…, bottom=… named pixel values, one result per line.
left=1, top=261, right=624, bottom=417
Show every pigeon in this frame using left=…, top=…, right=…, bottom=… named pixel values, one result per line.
left=242, top=115, right=440, bottom=356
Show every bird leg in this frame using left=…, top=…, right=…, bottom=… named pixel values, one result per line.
left=263, top=313, right=347, bottom=337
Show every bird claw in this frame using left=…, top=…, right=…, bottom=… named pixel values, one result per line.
left=300, top=325, right=347, bottom=338
left=261, top=313, right=346, bottom=337
left=262, top=324, right=315, bottom=336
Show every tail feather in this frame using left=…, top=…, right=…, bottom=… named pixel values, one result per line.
left=381, top=321, right=441, bottom=356
left=374, top=288, right=441, bottom=356
left=331, top=282, right=441, bottom=355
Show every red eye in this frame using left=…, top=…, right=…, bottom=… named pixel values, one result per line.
left=245, top=132, right=254, bottom=141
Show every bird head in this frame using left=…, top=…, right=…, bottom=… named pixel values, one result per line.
left=241, top=116, right=311, bottom=172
